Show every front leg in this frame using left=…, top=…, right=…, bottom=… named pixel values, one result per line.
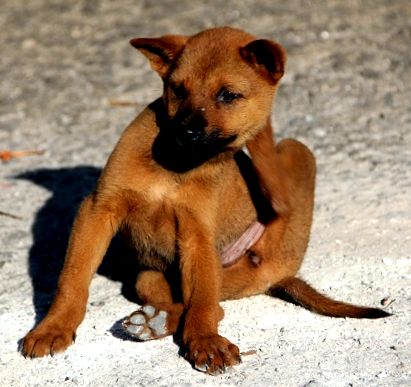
left=177, top=209, right=241, bottom=374
left=22, top=193, right=122, bottom=357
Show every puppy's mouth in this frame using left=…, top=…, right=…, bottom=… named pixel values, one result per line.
left=174, top=128, right=203, bottom=148
left=153, top=125, right=236, bottom=173
left=150, top=99, right=237, bottom=173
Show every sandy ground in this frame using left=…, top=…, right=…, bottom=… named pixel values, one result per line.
left=1, top=0, right=410, bottom=386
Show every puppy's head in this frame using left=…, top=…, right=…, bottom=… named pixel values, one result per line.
left=131, top=27, right=285, bottom=171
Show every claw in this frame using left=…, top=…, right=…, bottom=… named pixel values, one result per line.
left=195, top=363, right=209, bottom=373
left=188, top=335, right=241, bottom=374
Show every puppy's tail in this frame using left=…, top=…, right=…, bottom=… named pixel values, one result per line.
left=268, top=277, right=391, bottom=319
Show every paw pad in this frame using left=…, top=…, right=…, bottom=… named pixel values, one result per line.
left=123, top=305, right=168, bottom=340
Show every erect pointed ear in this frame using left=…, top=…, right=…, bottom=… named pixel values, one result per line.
left=130, top=35, right=188, bottom=78
left=239, top=39, right=286, bottom=84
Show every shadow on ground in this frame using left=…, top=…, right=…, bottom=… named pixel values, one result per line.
left=16, top=166, right=140, bottom=326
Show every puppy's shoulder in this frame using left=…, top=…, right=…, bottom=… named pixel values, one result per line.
left=118, top=103, right=158, bottom=149
left=96, top=101, right=162, bottom=189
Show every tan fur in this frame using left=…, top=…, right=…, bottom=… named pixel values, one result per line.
left=22, top=27, right=388, bottom=374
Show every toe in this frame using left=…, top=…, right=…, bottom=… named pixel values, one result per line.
left=188, top=335, right=241, bottom=375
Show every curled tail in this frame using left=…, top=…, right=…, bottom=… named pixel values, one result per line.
left=269, top=277, right=391, bottom=319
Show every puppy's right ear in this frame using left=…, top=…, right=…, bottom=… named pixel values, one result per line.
left=240, top=39, right=286, bottom=84
left=130, top=35, right=188, bottom=78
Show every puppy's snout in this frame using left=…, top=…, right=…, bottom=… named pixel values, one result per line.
left=173, top=110, right=208, bottom=146
left=181, top=126, right=203, bottom=141
left=176, top=124, right=204, bottom=146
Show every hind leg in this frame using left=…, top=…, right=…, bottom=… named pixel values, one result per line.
left=221, top=130, right=316, bottom=300
left=123, top=270, right=184, bottom=340
left=123, top=270, right=224, bottom=340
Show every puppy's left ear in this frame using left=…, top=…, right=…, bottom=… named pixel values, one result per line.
left=240, top=39, right=286, bottom=84
left=130, top=35, right=188, bottom=78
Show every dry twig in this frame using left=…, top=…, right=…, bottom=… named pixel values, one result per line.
left=109, top=99, right=139, bottom=108
left=240, top=349, right=258, bottom=357
left=0, top=210, right=23, bottom=220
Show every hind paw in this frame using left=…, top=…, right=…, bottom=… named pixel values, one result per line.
left=122, top=305, right=169, bottom=341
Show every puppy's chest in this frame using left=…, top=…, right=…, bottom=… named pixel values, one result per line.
left=123, top=178, right=183, bottom=256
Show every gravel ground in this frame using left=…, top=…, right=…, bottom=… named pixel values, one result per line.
left=1, top=0, right=410, bottom=386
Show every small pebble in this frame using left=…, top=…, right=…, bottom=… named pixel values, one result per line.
left=320, top=30, right=330, bottom=40
left=380, top=297, right=395, bottom=306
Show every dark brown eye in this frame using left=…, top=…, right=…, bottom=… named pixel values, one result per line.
left=217, top=88, right=242, bottom=104
left=169, top=82, right=188, bottom=100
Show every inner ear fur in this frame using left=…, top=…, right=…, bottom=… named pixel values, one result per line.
left=239, top=39, right=286, bottom=84
left=130, top=35, right=188, bottom=77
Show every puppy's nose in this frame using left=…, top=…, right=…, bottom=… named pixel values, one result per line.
left=173, top=109, right=208, bottom=146
left=176, top=125, right=204, bottom=145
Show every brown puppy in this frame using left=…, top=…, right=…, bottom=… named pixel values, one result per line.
left=22, top=27, right=389, bottom=374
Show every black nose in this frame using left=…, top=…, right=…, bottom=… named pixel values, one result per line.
left=173, top=109, right=208, bottom=146
left=176, top=126, right=204, bottom=144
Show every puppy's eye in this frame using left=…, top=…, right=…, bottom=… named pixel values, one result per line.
left=217, top=88, right=242, bottom=104
left=169, top=82, right=188, bottom=100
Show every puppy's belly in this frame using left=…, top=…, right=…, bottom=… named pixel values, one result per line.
left=122, top=200, right=256, bottom=271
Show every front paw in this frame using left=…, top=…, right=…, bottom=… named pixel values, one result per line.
left=22, top=324, right=76, bottom=358
left=186, top=335, right=241, bottom=375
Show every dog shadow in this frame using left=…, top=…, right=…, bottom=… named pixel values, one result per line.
left=17, top=166, right=140, bottom=326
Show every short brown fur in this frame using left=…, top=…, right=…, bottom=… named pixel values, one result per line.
left=22, top=27, right=389, bottom=374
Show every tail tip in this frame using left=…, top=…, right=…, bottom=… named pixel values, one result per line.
left=363, top=308, right=392, bottom=319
